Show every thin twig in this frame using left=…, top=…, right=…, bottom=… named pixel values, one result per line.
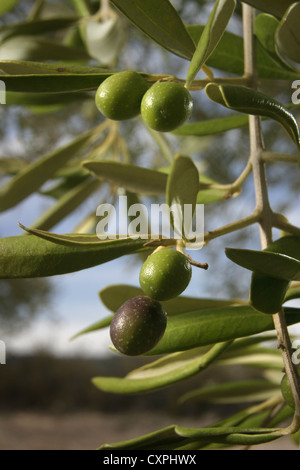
left=242, top=3, right=300, bottom=433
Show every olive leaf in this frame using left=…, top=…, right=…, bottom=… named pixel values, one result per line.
left=0, top=231, right=149, bottom=279
left=99, top=284, right=245, bottom=314
left=166, top=155, right=200, bottom=241
left=178, top=379, right=279, bottom=405
left=185, top=0, right=236, bottom=87
left=225, top=236, right=300, bottom=280
left=241, top=0, right=296, bottom=18
left=0, top=17, right=79, bottom=42
left=6, top=91, right=90, bottom=107
left=0, top=60, right=111, bottom=75
left=254, top=13, right=280, bottom=57
left=173, top=114, right=249, bottom=136
left=187, top=24, right=299, bottom=79
left=0, top=127, right=99, bottom=212
left=82, top=160, right=167, bottom=195
left=206, top=83, right=300, bottom=148
left=92, top=342, right=231, bottom=394
left=147, top=305, right=300, bottom=356
left=250, top=272, right=290, bottom=314
left=97, top=422, right=281, bottom=450
left=276, top=2, right=300, bottom=65
left=226, top=236, right=300, bottom=314
left=0, top=0, right=22, bottom=16
left=110, top=0, right=195, bottom=60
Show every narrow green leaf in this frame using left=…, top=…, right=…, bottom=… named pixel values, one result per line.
left=241, top=0, right=296, bottom=18
left=0, top=17, right=79, bottom=42
left=178, top=379, right=279, bottom=405
left=82, top=160, right=167, bottom=195
left=6, top=91, right=90, bottom=107
left=110, top=0, right=195, bottom=60
left=173, top=114, right=249, bottom=136
left=0, top=233, right=148, bottom=279
left=0, top=60, right=110, bottom=75
left=146, top=306, right=300, bottom=355
left=0, top=0, right=22, bottom=16
left=0, top=127, right=99, bottom=212
left=226, top=236, right=300, bottom=281
left=0, top=36, right=90, bottom=62
left=166, top=155, right=200, bottom=240
left=186, top=0, right=236, bottom=87
left=187, top=25, right=299, bottom=79
left=276, top=3, right=300, bottom=64
left=99, top=284, right=245, bottom=315
left=70, top=315, right=113, bottom=341
left=92, top=342, right=231, bottom=394
left=28, top=179, right=101, bottom=232
left=1, top=72, right=111, bottom=93
left=97, top=425, right=181, bottom=451
left=206, top=83, right=300, bottom=147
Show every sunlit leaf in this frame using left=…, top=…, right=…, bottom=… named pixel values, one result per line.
left=206, top=83, right=300, bottom=147
left=93, top=342, right=231, bottom=394
left=147, top=306, right=300, bottom=355
left=110, top=0, right=195, bottom=60
left=187, top=25, right=299, bottom=79
left=166, top=155, right=200, bottom=240
left=82, top=160, right=167, bottom=195
left=226, top=236, right=300, bottom=280
left=186, top=0, right=236, bottom=86
left=0, top=232, right=149, bottom=279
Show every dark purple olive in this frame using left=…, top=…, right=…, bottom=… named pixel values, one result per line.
left=110, top=296, right=167, bottom=356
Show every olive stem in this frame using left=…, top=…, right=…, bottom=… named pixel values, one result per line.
left=262, top=151, right=299, bottom=164
left=203, top=210, right=260, bottom=244
left=242, top=3, right=300, bottom=433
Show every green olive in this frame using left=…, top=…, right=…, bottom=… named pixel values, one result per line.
left=95, top=70, right=149, bottom=121
left=141, top=81, right=193, bottom=132
left=110, top=295, right=167, bottom=356
left=280, top=370, right=300, bottom=409
left=139, top=248, right=192, bottom=301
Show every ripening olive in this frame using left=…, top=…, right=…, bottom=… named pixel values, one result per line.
left=95, top=70, right=149, bottom=121
left=109, top=295, right=167, bottom=356
left=140, top=81, right=193, bottom=132
left=139, top=248, right=192, bottom=301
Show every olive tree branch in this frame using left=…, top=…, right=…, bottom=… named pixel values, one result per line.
left=242, top=3, right=300, bottom=433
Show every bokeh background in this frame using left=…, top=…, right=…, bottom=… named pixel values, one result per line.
left=0, top=0, right=299, bottom=450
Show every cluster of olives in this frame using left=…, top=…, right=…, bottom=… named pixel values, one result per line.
left=95, top=70, right=193, bottom=132
left=110, top=248, right=192, bottom=356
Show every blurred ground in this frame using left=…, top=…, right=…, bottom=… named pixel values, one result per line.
left=0, top=410, right=298, bottom=450
left=0, top=353, right=299, bottom=451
